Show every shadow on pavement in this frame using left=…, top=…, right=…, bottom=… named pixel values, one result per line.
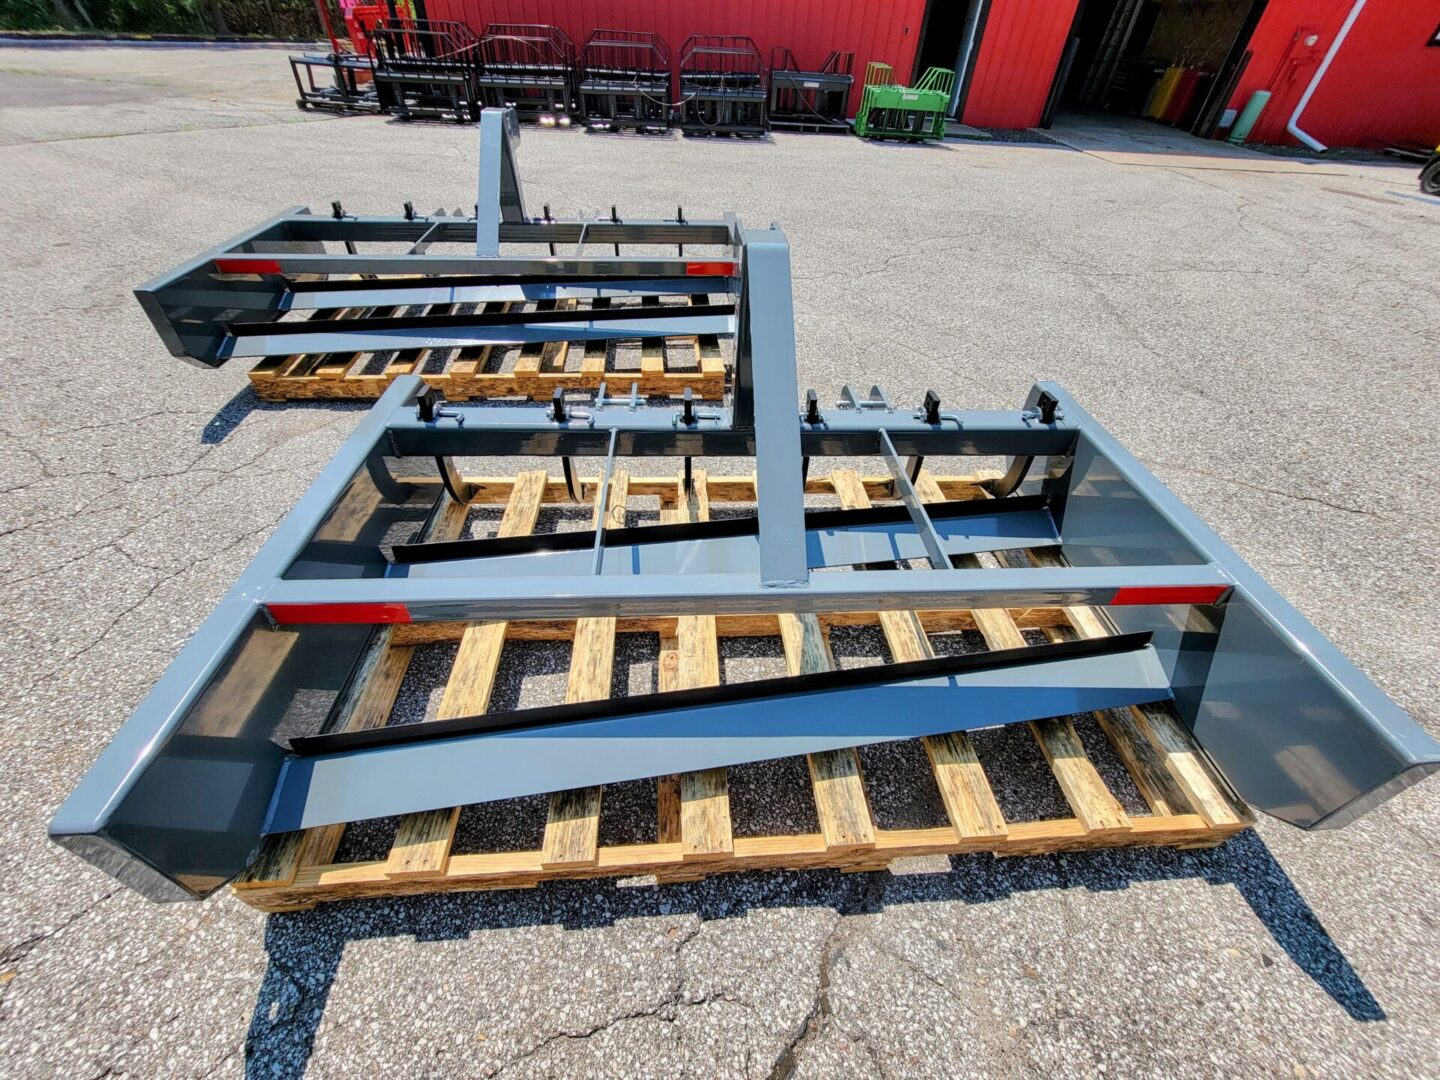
left=201, top=385, right=368, bottom=444
left=241, top=829, right=1384, bottom=1077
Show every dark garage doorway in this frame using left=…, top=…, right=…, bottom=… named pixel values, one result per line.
left=912, top=0, right=991, bottom=119
left=1042, top=0, right=1268, bottom=135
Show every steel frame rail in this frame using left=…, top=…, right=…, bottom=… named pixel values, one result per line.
left=54, top=110, right=1440, bottom=902
left=578, top=28, right=673, bottom=132
left=134, top=108, right=741, bottom=369
left=768, top=47, right=854, bottom=132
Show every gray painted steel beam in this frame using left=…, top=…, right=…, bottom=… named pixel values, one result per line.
left=221, top=314, right=736, bottom=360
left=265, top=643, right=1173, bottom=832
left=879, top=427, right=950, bottom=569
left=475, top=108, right=526, bottom=257
left=264, top=563, right=1234, bottom=622
left=284, top=277, right=730, bottom=311
left=217, top=255, right=729, bottom=276
left=734, top=228, right=807, bottom=587
left=382, top=402, right=1079, bottom=460
left=393, top=505, right=1062, bottom=580
left=276, top=218, right=736, bottom=245
left=48, top=377, right=423, bottom=899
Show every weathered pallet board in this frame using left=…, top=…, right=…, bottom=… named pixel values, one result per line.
left=233, top=471, right=1251, bottom=912
left=246, top=297, right=726, bottom=402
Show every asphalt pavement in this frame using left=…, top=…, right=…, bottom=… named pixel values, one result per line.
left=1, top=43, right=1438, bottom=1079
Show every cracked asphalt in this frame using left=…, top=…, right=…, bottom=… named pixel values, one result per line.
left=2, top=43, right=1439, bottom=1080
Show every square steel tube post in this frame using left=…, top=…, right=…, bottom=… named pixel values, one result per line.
left=476, top=107, right=527, bottom=257
left=742, top=228, right=809, bottom=588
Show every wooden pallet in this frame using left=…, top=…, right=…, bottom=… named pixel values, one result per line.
left=247, top=297, right=726, bottom=402
left=233, top=470, right=1251, bottom=912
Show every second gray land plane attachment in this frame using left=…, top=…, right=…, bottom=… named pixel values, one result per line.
left=56, top=110, right=1440, bottom=902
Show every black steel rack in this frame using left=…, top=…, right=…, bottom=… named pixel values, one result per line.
left=768, top=47, right=854, bottom=132
left=578, top=28, right=673, bottom=132
left=290, top=50, right=382, bottom=114
left=371, top=19, right=484, bottom=123
left=678, top=35, right=767, bottom=136
left=476, top=22, right=576, bottom=124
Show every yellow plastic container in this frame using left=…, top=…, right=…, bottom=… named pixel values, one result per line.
left=1146, top=66, right=1183, bottom=119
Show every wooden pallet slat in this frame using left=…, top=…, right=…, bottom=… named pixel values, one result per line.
left=830, top=469, right=1010, bottom=842
left=541, top=470, right=629, bottom=869
left=1015, top=548, right=1250, bottom=830
left=383, top=470, right=549, bottom=881
left=778, top=607, right=878, bottom=853
left=232, top=472, right=1253, bottom=912
left=249, top=296, right=725, bottom=403
left=1030, top=717, right=1133, bottom=836
left=666, top=472, right=734, bottom=861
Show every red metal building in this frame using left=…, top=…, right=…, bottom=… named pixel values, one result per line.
left=421, top=0, right=930, bottom=114
left=1224, top=0, right=1440, bottom=148
left=958, top=0, right=1440, bottom=148
left=959, top=0, right=1077, bottom=131
left=424, top=1, right=1440, bottom=148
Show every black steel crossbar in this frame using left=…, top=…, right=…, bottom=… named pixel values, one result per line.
left=290, top=632, right=1154, bottom=754
left=232, top=302, right=737, bottom=338
left=288, top=271, right=723, bottom=295
left=389, top=494, right=1052, bottom=565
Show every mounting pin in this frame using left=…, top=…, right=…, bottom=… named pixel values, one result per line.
left=551, top=388, right=568, bottom=423
left=415, top=386, right=439, bottom=422
left=681, top=387, right=696, bottom=426
left=331, top=200, right=344, bottom=220
left=805, top=389, right=821, bottom=425
left=923, top=390, right=941, bottom=425
left=1037, top=391, right=1060, bottom=424
left=404, top=201, right=415, bottom=221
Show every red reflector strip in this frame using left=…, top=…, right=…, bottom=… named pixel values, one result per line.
left=214, top=257, right=282, bottom=274
left=685, top=261, right=736, bottom=276
left=1109, top=585, right=1228, bottom=607
left=267, top=602, right=411, bottom=625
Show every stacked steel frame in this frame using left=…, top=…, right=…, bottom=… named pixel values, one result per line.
left=767, top=47, right=855, bottom=132
left=56, top=110, right=1440, bottom=904
left=476, top=22, right=576, bottom=124
left=578, top=28, right=673, bottom=132
left=678, top=35, right=767, bottom=136
left=290, top=51, right=382, bottom=114
left=371, top=19, right=485, bottom=123
left=288, top=0, right=382, bottom=114
left=853, top=63, right=955, bottom=141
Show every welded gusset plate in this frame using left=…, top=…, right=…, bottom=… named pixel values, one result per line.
left=265, top=634, right=1171, bottom=832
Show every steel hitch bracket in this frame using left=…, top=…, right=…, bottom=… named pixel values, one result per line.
left=58, top=114, right=1440, bottom=902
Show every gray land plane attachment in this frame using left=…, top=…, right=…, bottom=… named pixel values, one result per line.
left=56, top=110, right=1440, bottom=901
